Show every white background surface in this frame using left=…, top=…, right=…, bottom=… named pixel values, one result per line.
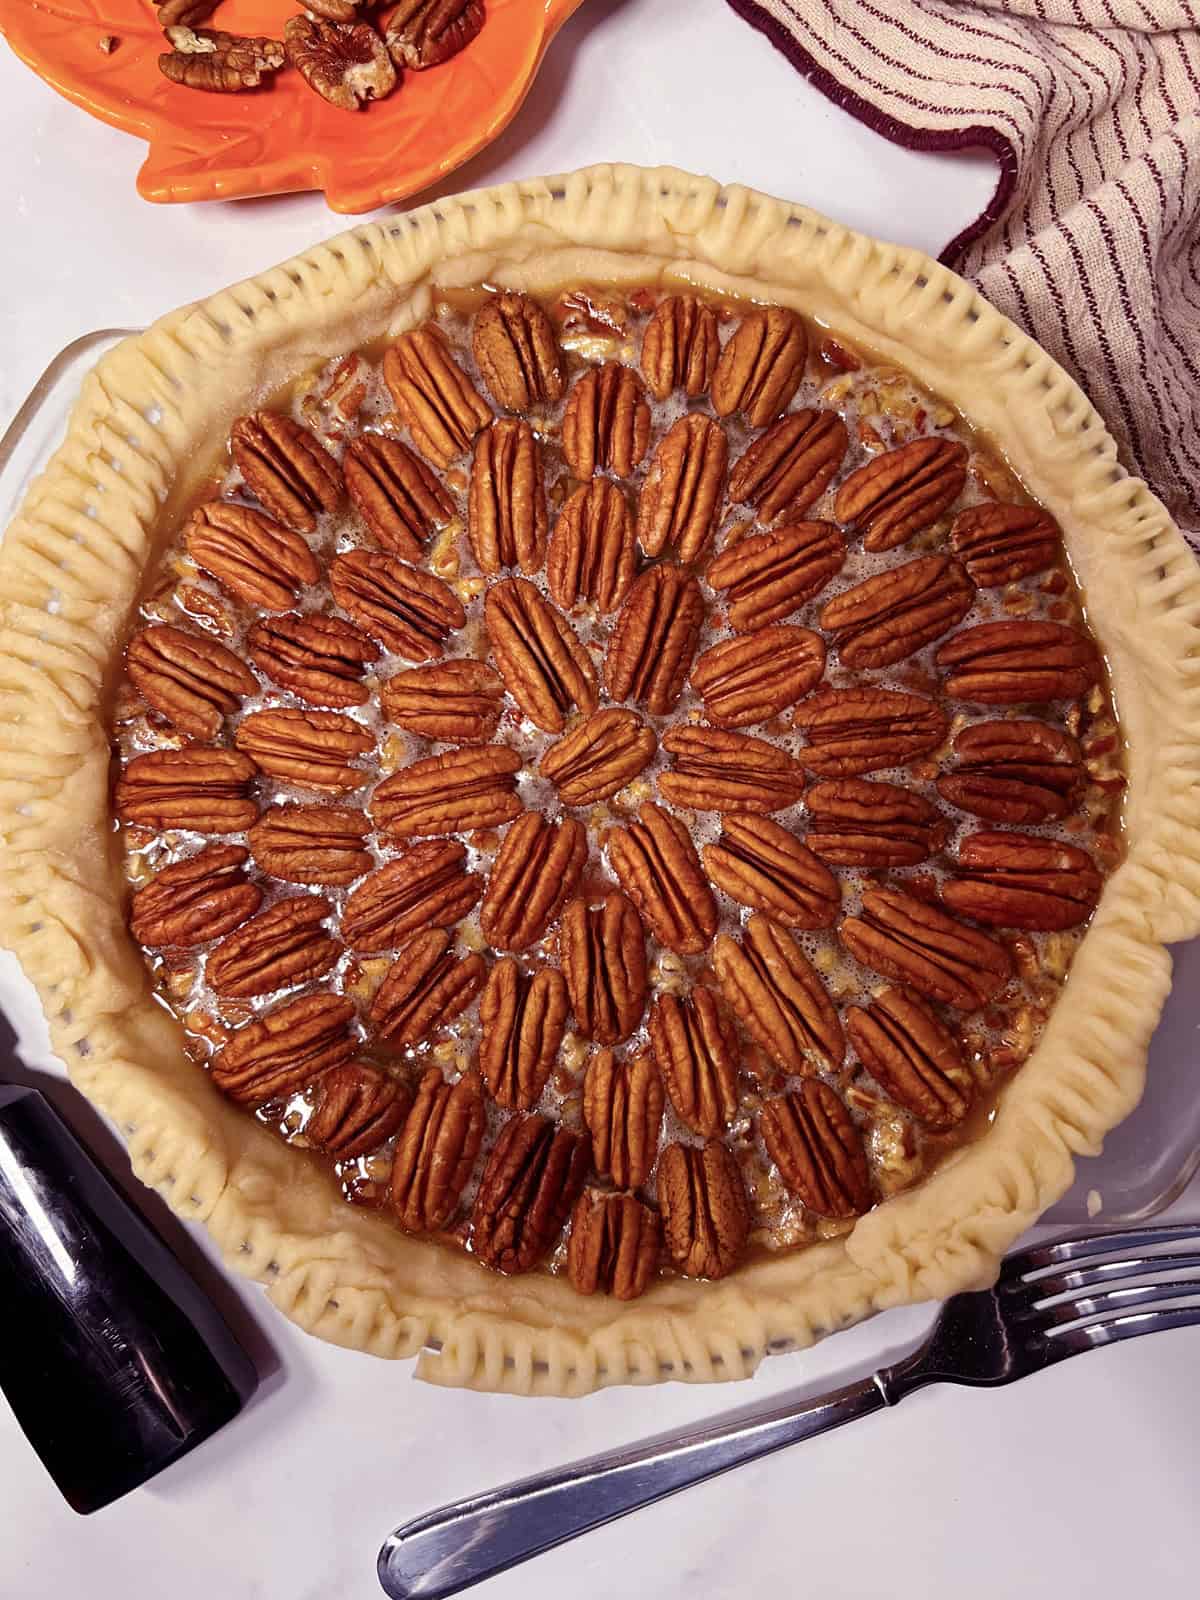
left=0, top=3, right=1197, bottom=1598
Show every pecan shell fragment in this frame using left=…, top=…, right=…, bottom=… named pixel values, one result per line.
left=583, top=1049, right=663, bottom=1190
left=471, top=1114, right=592, bottom=1275
left=845, top=987, right=972, bottom=1129
left=703, top=814, right=839, bottom=928
left=130, top=844, right=261, bottom=947
left=713, top=914, right=844, bottom=1072
left=478, top=813, right=587, bottom=950
left=658, top=1140, right=750, bottom=1280
left=477, top=959, right=568, bottom=1110
left=125, top=624, right=256, bottom=738
left=606, top=802, right=718, bottom=956
left=759, top=1082, right=873, bottom=1218
left=840, top=886, right=1012, bottom=1011
left=604, top=564, right=704, bottom=715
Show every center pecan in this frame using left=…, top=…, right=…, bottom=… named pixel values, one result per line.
left=341, top=840, right=481, bottom=951
left=468, top=419, right=549, bottom=577
left=604, top=564, right=705, bottom=715
left=484, top=578, right=598, bottom=733
left=606, top=802, right=718, bottom=956
left=689, top=625, right=826, bottom=728
left=479, top=812, right=587, bottom=951
left=804, top=778, right=949, bottom=866
left=368, top=927, right=486, bottom=1048
left=477, top=958, right=568, bottom=1110
left=560, top=892, right=647, bottom=1046
left=818, top=554, right=975, bottom=670
left=370, top=744, right=523, bottom=839
left=539, top=707, right=656, bottom=806
left=702, top=814, right=839, bottom=927
left=248, top=805, right=372, bottom=886
left=547, top=478, right=637, bottom=614
left=839, top=885, right=1012, bottom=1011
left=707, top=520, right=846, bottom=632
left=713, top=914, right=844, bottom=1073
left=247, top=611, right=379, bottom=707
left=328, top=549, right=464, bottom=660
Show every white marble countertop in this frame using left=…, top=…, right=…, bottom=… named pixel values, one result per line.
left=1, top=3, right=1197, bottom=1596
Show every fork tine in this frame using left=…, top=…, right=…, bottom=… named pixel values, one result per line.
left=1002, top=1222, right=1200, bottom=1279
left=1037, top=1278, right=1200, bottom=1326
left=1048, top=1303, right=1200, bottom=1355
left=1018, top=1250, right=1200, bottom=1300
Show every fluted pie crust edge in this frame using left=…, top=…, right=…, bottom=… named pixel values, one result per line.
left=2, top=164, right=1199, bottom=1395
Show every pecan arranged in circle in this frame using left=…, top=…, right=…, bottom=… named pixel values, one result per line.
left=115, top=747, right=259, bottom=833
left=230, top=411, right=342, bottom=532
left=804, top=778, right=949, bottom=866
left=659, top=726, right=807, bottom=814
left=539, top=707, right=656, bottom=806
left=840, top=886, right=1012, bottom=1011
left=845, top=986, right=972, bottom=1130
left=658, top=1140, right=750, bottom=1280
left=390, top=1067, right=485, bottom=1233
left=640, top=294, right=720, bottom=401
left=950, top=501, right=1061, bottom=587
left=689, top=625, right=826, bottom=728
left=469, top=419, right=548, bottom=576
left=206, top=894, right=341, bottom=998
left=561, top=362, right=652, bottom=478
left=186, top=501, right=321, bottom=610
left=937, top=621, right=1101, bottom=704
left=604, top=564, right=704, bottom=715
left=547, top=478, right=637, bottom=613
left=936, top=719, right=1085, bottom=825
left=472, top=292, right=565, bottom=409
left=636, top=413, right=728, bottom=564
left=711, top=306, right=807, bottom=427
left=560, top=893, right=647, bottom=1046
left=383, top=324, right=492, bottom=467
left=471, top=1114, right=592, bottom=1275
left=329, top=549, right=464, bottom=660
left=485, top=577, right=598, bottom=733
left=479, top=812, right=587, bottom=951
left=211, top=992, right=357, bottom=1108
left=606, top=802, right=718, bottom=956
left=583, top=1048, right=663, bottom=1189
left=130, top=845, right=261, bottom=948
left=381, top=659, right=506, bottom=744
left=792, top=686, right=948, bottom=777
left=727, top=409, right=848, bottom=522
left=343, top=434, right=454, bottom=562
left=942, top=831, right=1102, bottom=930
left=341, top=840, right=480, bottom=951
left=247, top=611, right=379, bottom=707
left=369, top=927, right=487, bottom=1048
left=647, top=989, right=739, bottom=1137
left=713, top=914, right=844, bottom=1072
left=370, top=744, right=522, bottom=839
left=478, top=959, right=568, bottom=1110
left=567, top=1190, right=662, bottom=1301
left=305, top=1063, right=412, bottom=1159
left=234, top=708, right=374, bottom=792
left=126, top=624, right=256, bottom=738
left=759, top=1082, right=872, bottom=1218
left=284, top=15, right=397, bottom=111
left=834, top=436, right=968, bottom=551
left=818, top=554, right=975, bottom=670
left=703, top=814, right=839, bottom=927
left=158, top=27, right=285, bottom=93
left=707, top=521, right=846, bottom=632
left=248, top=805, right=372, bottom=886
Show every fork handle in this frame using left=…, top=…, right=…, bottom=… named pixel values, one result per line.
left=377, top=1375, right=891, bottom=1600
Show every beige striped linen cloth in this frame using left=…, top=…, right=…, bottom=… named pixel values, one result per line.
left=726, top=0, right=1200, bottom=546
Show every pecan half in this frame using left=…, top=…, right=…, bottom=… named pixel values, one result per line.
left=186, top=501, right=321, bottom=611
left=248, top=805, right=372, bottom=886
left=477, top=959, right=568, bottom=1110
left=125, top=624, right=255, bottom=738
left=484, top=578, right=598, bottom=733
left=606, top=802, right=718, bottom=956
left=937, top=621, right=1102, bottom=704
left=834, top=437, right=968, bottom=551
left=472, top=292, right=565, bottom=409
left=284, top=15, right=396, bottom=111
left=368, top=928, right=486, bottom=1048
left=647, top=989, right=739, bottom=1137
left=305, top=1063, right=412, bottom=1158
left=478, top=813, right=587, bottom=950
left=604, top=564, right=704, bottom=715
left=792, top=687, right=948, bottom=777
left=370, top=744, right=522, bottom=838
left=157, top=0, right=219, bottom=25
left=703, top=814, right=839, bottom=927
left=385, top=0, right=483, bottom=68
left=390, top=1067, right=485, bottom=1232
left=211, top=992, right=357, bottom=1108
left=329, top=549, right=464, bottom=660
left=943, top=831, right=1102, bottom=930
left=547, top=478, right=636, bottom=613
left=759, top=1083, right=872, bottom=1218
left=471, top=1115, right=592, bottom=1275
left=230, top=411, right=341, bottom=533
left=804, top=778, right=949, bottom=866
left=636, top=413, right=728, bottom=564
left=115, top=747, right=258, bottom=833
left=727, top=409, right=848, bottom=522
left=640, top=294, right=720, bottom=400
left=383, top=324, right=492, bottom=467
left=582, top=1049, right=663, bottom=1189
left=936, top=719, right=1085, bottom=825
left=342, top=841, right=480, bottom=951
left=206, top=894, right=340, bottom=998
left=246, top=611, right=378, bottom=708
left=343, top=434, right=454, bottom=562
left=380, top=659, right=505, bottom=744
left=234, top=708, right=374, bottom=792
left=819, top=554, right=975, bottom=669
left=658, top=726, right=807, bottom=814
left=707, top=521, right=846, bottom=631
left=710, top=306, right=807, bottom=427
left=158, top=27, right=284, bottom=92
left=560, top=893, right=647, bottom=1046
left=689, top=625, right=825, bottom=729
left=468, top=420, right=548, bottom=576
left=561, top=363, right=652, bottom=478
left=658, top=1140, right=750, bottom=1280
left=539, top=708, right=656, bottom=806
left=845, top=986, right=972, bottom=1129
left=713, top=915, right=844, bottom=1072
left=567, top=1190, right=662, bottom=1300
left=950, top=501, right=1061, bottom=587
left=130, top=845, right=261, bottom=947
left=840, top=886, right=1012, bottom=1011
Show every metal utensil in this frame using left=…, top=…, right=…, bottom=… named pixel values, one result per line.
left=378, top=1222, right=1200, bottom=1599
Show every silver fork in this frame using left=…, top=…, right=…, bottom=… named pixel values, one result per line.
left=377, top=1222, right=1200, bottom=1599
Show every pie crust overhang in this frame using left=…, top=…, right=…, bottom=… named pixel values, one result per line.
left=2, top=164, right=1199, bottom=1396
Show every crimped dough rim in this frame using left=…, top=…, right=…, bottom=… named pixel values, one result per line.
left=1, top=164, right=1198, bottom=1396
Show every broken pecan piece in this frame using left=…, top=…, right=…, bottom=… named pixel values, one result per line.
left=640, top=294, right=720, bottom=400
left=547, top=478, right=636, bottom=613
left=390, top=1067, right=485, bottom=1232
left=343, top=434, right=454, bottom=562
left=658, top=1140, right=750, bottom=1280
left=606, top=802, right=718, bottom=956
left=636, top=413, right=728, bottom=564
left=819, top=554, right=975, bottom=669
left=689, top=625, right=826, bottom=728
left=284, top=15, right=397, bottom=111
left=329, top=549, right=464, bottom=660
left=385, top=0, right=484, bottom=69
left=207, top=895, right=340, bottom=999
left=234, top=708, right=374, bottom=792
left=647, top=989, right=739, bottom=1137
left=759, top=1083, right=873, bottom=1218
left=727, top=409, right=848, bottom=522
left=186, top=501, right=321, bottom=611
left=248, top=805, right=372, bottom=886
left=703, top=814, right=839, bottom=928
left=471, top=292, right=565, bottom=409
left=125, top=623, right=255, bottom=739
left=341, top=840, right=480, bottom=951
left=471, top=1115, right=592, bottom=1275
left=370, top=745, right=522, bottom=839
left=246, top=611, right=379, bottom=708
left=539, top=708, right=656, bottom=806
left=230, top=411, right=342, bottom=533
left=834, top=436, right=969, bottom=551
left=604, top=564, right=704, bottom=715
left=582, top=1049, right=663, bottom=1189
left=942, top=830, right=1102, bottom=930
left=478, top=813, right=587, bottom=951
left=567, top=1190, right=662, bottom=1300
left=115, top=747, right=259, bottom=833
left=710, top=306, right=807, bottom=427
left=468, top=419, right=548, bottom=576
left=845, top=986, right=972, bottom=1129
left=305, top=1063, right=412, bottom=1159
left=950, top=500, right=1061, bottom=587
left=804, top=778, right=949, bottom=866
left=840, top=886, right=1012, bottom=1011
left=936, top=719, right=1085, bottom=825
left=659, top=726, right=807, bottom=814
left=792, top=686, right=948, bottom=777
left=368, top=928, right=486, bottom=1048
left=383, top=324, right=492, bottom=467
left=380, top=659, right=505, bottom=744
left=484, top=578, right=598, bottom=733
left=158, top=27, right=284, bottom=92
left=561, top=362, right=652, bottom=478
left=560, top=893, right=647, bottom=1046
left=130, top=844, right=261, bottom=948
left=477, top=959, right=568, bottom=1110
left=713, top=914, right=844, bottom=1072
left=707, top=520, right=846, bottom=631
left=937, top=621, right=1101, bottom=704
left=211, top=992, right=357, bottom=1108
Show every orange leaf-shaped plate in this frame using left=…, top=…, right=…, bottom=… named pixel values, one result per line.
left=1, top=0, right=585, bottom=212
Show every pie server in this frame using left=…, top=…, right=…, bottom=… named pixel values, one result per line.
left=0, top=1072, right=257, bottom=1513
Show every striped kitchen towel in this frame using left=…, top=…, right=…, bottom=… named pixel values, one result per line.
left=726, top=0, right=1200, bottom=545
